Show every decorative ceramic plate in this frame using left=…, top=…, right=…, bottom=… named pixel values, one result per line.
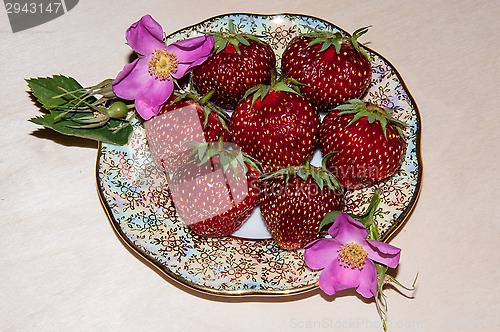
left=96, top=13, right=422, bottom=296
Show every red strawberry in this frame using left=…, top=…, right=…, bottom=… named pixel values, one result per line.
left=320, top=99, right=407, bottom=190
left=281, top=27, right=372, bottom=111
left=192, top=20, right=276, bottom=109
left=145, top=91, right=230, bottom=173
left=169, top=142, right=261, bottom=237
left=260, top=156, right=344, bottom=250
left=230, top=82, right=319, bottom=173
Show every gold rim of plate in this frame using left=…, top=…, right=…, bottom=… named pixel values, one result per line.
left=95, top=13, right=423, bottom=298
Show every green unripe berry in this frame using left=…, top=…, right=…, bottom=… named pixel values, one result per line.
left=108, top=101, right=129, bottom=119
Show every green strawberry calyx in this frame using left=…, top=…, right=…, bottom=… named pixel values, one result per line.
left=303, top=26, right=371, bottom=60
left=202, top=19, right=263, bottom=55
left=335, top=99, right=407, bottom=138
left=185, top=140, right=262, bottom=176
left=171, top=89, right=230, bottom=131
left=243, top=74, right=302, bottom=105
left=262, top=153, right=343, bottom=194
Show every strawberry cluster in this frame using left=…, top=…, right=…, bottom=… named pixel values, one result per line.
left=146, top=21, right=407, bottom=249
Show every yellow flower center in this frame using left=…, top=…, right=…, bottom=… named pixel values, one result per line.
left=148, top=49, right=178, bottom=80
left=337, top=242, right=368, bottom=270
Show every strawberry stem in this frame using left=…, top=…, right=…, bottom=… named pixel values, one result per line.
left=358, top=189, right=382, bottom=241
left=200, top=90, right=215, bottom=105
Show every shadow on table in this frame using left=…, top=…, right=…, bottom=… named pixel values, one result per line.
left=30, top=128, right=98, bottom=149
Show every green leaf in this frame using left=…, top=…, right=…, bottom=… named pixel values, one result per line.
left=197, top=143, right=208, bottom=162
left=326, top=177, right=337, bottom=192
left=26, top=75, right=95, bottom=110
left=243, top=84, right=261, bottom=100
left=346, top=111, right=366, bottom=127
left=287, top=77, right=304, bottom=86
left=296, top=168, right=308, bottom=181
left=332, top=39, right=341, bottom=54
left=227, top=19, right=236, bottom=34
left=29, top=112, right=132, bottom=146
left=214, top=38, right=228, bottom=54
left=229, top=157, right=240, bottom=176
left=27, top=76, right=135, bottom=145
left=319, top=210, right=342, bottom=231
left=242, top=152, right=262, bottom=174
left=244, top=34, right=263, bottom=44
left=335, top=103, right=357, bottom=111
left=380, top=117, right=388, bottom=139
left=250, top=85, right=270, bottom=105
left=352, top=26, right=370, bottom=40
left=322, top=152, right=335, bottom=169
left=311, top=172, right=324, bottom=190
left=235, top=34, right=250, bottom=46
left=273, top=82, right=300, bottom=95
left=307, top=38, right=324, bottom=47
left=367, top=114, right=376, bottom=123
left=229, top=39, right=242, bottom=55
left=198, top=149, right=211, bottom=165
left=319, top=40, right=332, bottom=52
left=356, top=189, right=382, bottom=240
left=251, top=90, right=262, bottom=105
left=345, top=98, right=365, bottom=108
left=203, top=106, right=211, bottom=127
left=220, top=153, right=230, bottom=170
left=351, top=26, right=371, bottom=61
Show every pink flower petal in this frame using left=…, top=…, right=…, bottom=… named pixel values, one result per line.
left=331, top=263, right=363, bottom=292
left=328, top=213, right=368, bottom=244
left=356, top=259, right=377, bottom=299
left=317, top=262, right=339, bottom=296
left=167, top=35, right=214, bottom=63
left=134, top=78, right=174, bottom=120
left=319, top=260, right=364, bottom=296
left=126, top=15, right=165, bottom=55
left=355, top=259, right=378, bottom=298
left=364, top=239, right=401, bottom=269
left=172, top=63, right=194, bottom=79
left=112, top=57, right=150, bottom=100
left=317, top=255, right=378, bottom=298
left=304, top=238, right=342, bottom=270
left=135, top=102, right=162, bottom=121
left=172, top=55, right=210, bottom=79
left=167, top=35, right=214, bottom=78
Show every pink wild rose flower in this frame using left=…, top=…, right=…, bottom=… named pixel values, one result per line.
left=304, top=213, right=401, bottom=298
left=112, top=15, right=214, bottom=120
